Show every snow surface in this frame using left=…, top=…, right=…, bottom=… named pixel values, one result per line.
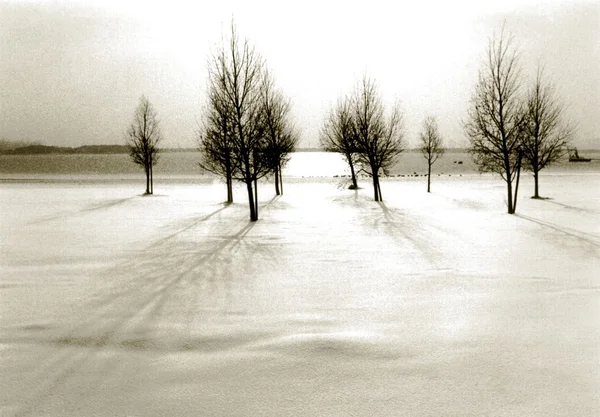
left=1, top=173, right=599, bottom=416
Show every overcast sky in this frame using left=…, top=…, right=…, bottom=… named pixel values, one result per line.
left=1, top=0, right=598, bottom=149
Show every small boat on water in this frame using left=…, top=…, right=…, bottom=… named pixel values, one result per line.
left=567, top=147, right=591, bottom=162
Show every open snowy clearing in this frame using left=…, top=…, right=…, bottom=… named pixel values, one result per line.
left=1, top=173, right=599, bottom=416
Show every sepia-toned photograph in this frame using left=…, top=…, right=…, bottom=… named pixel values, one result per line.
left=1, top=0, right=598, bottom=415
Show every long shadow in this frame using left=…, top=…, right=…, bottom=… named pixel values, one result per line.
left=146, top=203, right=231, bottom=250
left=434, top=193, right=486, bottom=211
left=79, top=197, right=137, bottom=213
left=377, top=201, right=395, bottom=222
left=150, top=194, right=277, bottom=251
left=84, top=198, right=280, bottom=311
left=537, top=198, right=598, bottom=214
left=80, top=206, right=245, bottom=315
left=149, top=221, right=271, bottom=336
left=28, top=197, right=136, bottom=225
left=11, top=194, right=295, bottom=414
left=94, top=220, right=262, bottom=336
left=258, top=194, right=284, bottom=212
left=181, top=220, right=280, bottom=327
left=57, top=203, right=235, bottom=309
left=375, top=201, right=443, bottom=269
left=9, top=215, right=276, bottom=416
left=515, top=214, right=600, bottom=249
left=87, top=225, right=259, bottom=351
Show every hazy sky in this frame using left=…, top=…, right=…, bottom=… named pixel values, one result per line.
left=1, top=0, right=598, bottom=149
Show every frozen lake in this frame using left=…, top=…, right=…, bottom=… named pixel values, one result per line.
left=1, top=173, right=599, bottom=416
left=2, top=150, right=599, bottom=180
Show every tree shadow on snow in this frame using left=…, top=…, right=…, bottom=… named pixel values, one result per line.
left=373, top=201, right=444, bottom=269
left=147, top=202, right=231, bottom=250
left=534, top=197, right=598, bottom=214
left=29, top=196, right=136, bottom=225
left=11, top=215, right=276, bottom=416
left=515, top=213, right=600, bottom=249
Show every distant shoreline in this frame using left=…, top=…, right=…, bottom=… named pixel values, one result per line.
left=0, top=145, right=475, bottom=155
left=0, top=144, right=130, bottom=155
left=2, top=145, right=598, bottom=157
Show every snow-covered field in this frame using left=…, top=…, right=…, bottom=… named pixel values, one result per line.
left=1, top=173, right=599, bottom=416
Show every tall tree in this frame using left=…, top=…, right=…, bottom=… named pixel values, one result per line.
left=126, top=95, right=161, bottom=195
left=352, top=76, right=405, bottom=201
left=209, top=23, right=269, bottom=221
left=465, top=30, right=527, bottom=214
left=199, top=70, right=235, bottom=203
left=419, top=116, right=444, bottom=192
left=261, top=70, right=298, bottom=196
left=522, top=67, right=572, bottom=198
left=320, top=96, right=359, bottom=189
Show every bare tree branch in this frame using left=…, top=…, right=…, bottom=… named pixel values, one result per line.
left=198, top=52, right=237, bottom=203
left=203, top=21, right=268, bottom=221
left=261, top=69, right=298, bottom=196
left=521, top=67, right=573, bottom=198
left=419, top=116, right=445, bottom=192
left=465, top=29, right=527, bottom=213
left=352, top=75, right=405, bottom=201
left=126, top=95, right=161, bottom=195
left=320, top=95, right=360, bottom=189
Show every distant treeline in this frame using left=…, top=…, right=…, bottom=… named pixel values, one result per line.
left=0, top=142, right=471, bottom=156
left=1, top=144, right=130, bottom=155
left=0, top=145, right=200, bottom=155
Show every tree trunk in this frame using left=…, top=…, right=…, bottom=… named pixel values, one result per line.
left=254, top=177, right=259, bottom=221
left=279, top=165, right=284, bottom=195
left=274, top=165, right=281, bottom=196
left=533, top=144, right=539, bottom=199
left=427, top=161, right=432, bottom=193
left=377, top=179, right=383, bottom=201
left=226, top=175, right=233, bottom=204
left=225, top=161, right=233, bottom=203
left=150, top=162, right=153, bottom=194
left=506, top=179, right=514, bottom=214
left=348, top=156, right=358, bottom=189
left=505, top=158, right=514, bottom=214
left=372, top=176, right=378, bottom=201
left=512, top=151, right=523, bottom=213
left=246, top=180, right=257, bottom=221
left=145, top=166, right=150, bottom=195
left=372, top=167, right=380, bottom=201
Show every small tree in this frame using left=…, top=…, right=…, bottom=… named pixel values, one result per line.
left=419, top=116, right=444, bottom=192
left=199, top=69, right=236, bottom=203
left=352, top=76, right=405, bottom=201
left=320, top=96, right=359, bottom=189
left=126, top=95, right=161, bottom=195
left=209, top=23, right=269, bottom=221
left=465, top=30, right=526, bottom=214
left=261, top=70, right=298, bottom=196
left=522, top=67, right=572, bottom=199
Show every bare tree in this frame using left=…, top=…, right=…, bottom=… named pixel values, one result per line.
left=209, top=23, right=269, bottom=221
left=320, top=96, right=359, bottom=189
left=419, top=116, right=444, bottom=192
left=261, top=70, right=298, bottom=196
left=465, top=30, right=527, bottom=214
left=126, top=95, right=161, bottom=195
left=352, top=76, right=405, bottom=201
left=198, top=70, right=235, bottom=204
left=522, top=67, right=572, bottom=198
